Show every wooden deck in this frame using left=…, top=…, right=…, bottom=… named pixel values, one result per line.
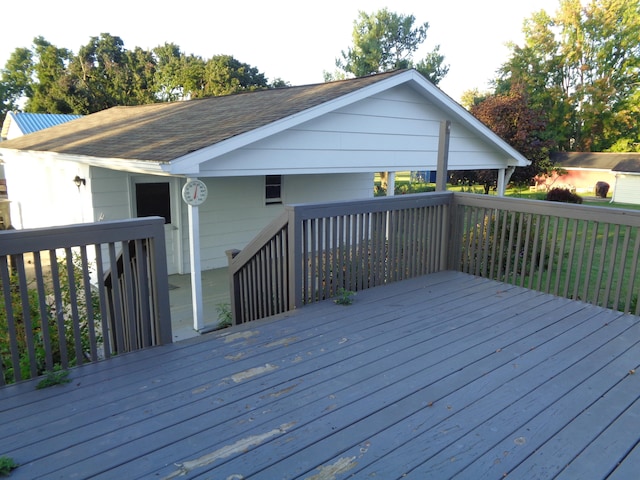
left=1, top=271, right=639, bottom=479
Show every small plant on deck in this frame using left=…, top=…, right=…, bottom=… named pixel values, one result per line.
left=0, top=455, right=18, bottom=476
left=36, top=367, right=71, bottom=389
left=215, top=303, right=233, bottom=329
left=334, top=288, right=356, bottom=305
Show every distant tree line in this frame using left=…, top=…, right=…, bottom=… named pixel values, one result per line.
left=0, top=33, right=289, bottom=124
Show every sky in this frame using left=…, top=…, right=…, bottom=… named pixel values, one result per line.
left=1, top=0, right=562, bottom=102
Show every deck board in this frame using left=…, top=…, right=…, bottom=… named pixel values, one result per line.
left=1, top=271, right=639, bottom=479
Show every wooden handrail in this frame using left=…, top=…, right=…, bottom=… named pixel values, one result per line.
left=0, top=217, right=172, bottom=386
left=228, top=193, right=454, bottom=324
left=228, top=192, right=640, bottom=323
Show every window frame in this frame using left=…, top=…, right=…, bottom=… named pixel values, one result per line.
left=265, top=174, right=283, bottom=205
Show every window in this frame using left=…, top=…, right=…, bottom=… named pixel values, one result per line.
left=136, top=182, right=171, bottom=223
left=265, top=175, right=282, bottom=205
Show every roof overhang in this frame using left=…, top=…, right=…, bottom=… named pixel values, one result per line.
left=166, top=70, right=530, bottom=176
left=0, top=148, right=172, bottom=176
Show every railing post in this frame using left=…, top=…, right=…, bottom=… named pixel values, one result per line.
left=226, top=249, right=241, bottom=325
left=446, top=193, right=460, bottom=270
left=436, top=120, right=451, bottom=192
left=148, top=218, right=173, bottom=345
left=286, top=206, right=303, bottom=310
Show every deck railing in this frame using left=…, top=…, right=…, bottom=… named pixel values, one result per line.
left=0, top=217, right=172, bottom=385
left=228, top=192, right=640, bottom=324
left=451, top=193, right=640, bottom=315
left=228, top=193, right=452, bottom=324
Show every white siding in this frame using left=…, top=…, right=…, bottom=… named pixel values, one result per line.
left=186, top=173, right=373, bottom=270
left=89, top=167, right=131, bottom=222
left=4, top=155, right=92, bottom=229
left=198, top=84, right=510, bottom=176
left=613, top=174, right=640, bottom=204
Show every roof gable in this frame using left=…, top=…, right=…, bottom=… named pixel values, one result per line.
left=1, top=112, right=82, bottom=140
left=0, top=69, right=529, bottom=174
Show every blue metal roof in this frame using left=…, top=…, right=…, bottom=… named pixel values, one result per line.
left=10, top=112, right=82, bottom=134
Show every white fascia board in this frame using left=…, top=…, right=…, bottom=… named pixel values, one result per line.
left=0, top=148, right=172, bottom=176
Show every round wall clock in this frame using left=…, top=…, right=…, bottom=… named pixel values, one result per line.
left=182, top=179, right=208, bottom=206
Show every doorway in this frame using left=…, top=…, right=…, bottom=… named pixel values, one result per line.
left=132, top=177, right=181, bottom=275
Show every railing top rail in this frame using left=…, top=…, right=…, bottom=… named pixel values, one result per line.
left=286, top=191, right=454, bottom=220
left=0, top=217, right=166, bottom=255
left=452, top=192, right=640, bottom=227
left=228, top=210, right=290, bottom=273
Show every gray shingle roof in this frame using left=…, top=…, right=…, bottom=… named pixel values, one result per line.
left=551, top=152, right=640, bottom=170
left=612, top=158, right=640, bottom=173
left=0, top=70, right=407, bottom=163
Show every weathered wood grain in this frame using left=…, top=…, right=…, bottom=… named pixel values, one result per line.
left=1, top=271, right=638, bottom=479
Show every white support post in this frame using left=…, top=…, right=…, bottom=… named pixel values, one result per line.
left=497, top=166, right=516, bottom=196
left=497, top=168, right=506, bottom=196
left=187, top=201, right=204, bottom=331
left=387, top=171, right=396, bottom=196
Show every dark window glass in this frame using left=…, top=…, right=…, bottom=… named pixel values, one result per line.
left=136, top=183, right=171, bottom=223
left=266, top=175, right=282, bottom=204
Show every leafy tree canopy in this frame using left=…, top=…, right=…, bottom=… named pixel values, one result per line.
left=334, top=8, right=449, bottom=85
left=0, top=33, right=282, bottom=123
left=495, top=0, right=640, bottom=152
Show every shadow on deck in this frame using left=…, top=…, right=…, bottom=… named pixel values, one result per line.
left=1, top=271, right=639, bottom=479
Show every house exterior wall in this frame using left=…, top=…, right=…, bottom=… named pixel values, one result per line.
left=539, top=168, right=616, bottom=194
left=612, top=174, right=640, bottom=204
left=4, top=155, right=93, bottom=229
left=3, top=156, right=373, bottom=273
left=197, top=85, right=513, bottom=176
left=187, top=173, right=374, bottom=271
left=89, top=166, right=131, bottom=221
left=1, top=114, right=24, bottom=140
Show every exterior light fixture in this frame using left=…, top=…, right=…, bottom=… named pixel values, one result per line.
left=73, top=175, right=86, bottom=189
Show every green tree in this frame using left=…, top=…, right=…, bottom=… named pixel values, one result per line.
left=0, top=47, right=34, bottom=122
left=153, top=48, right=271, bottom=100
left=67, top=33, right=157, bottom=113
left=460, top=88, right=490, bottom=110
left=153, top=42, right=190, bottom=101
left=198, top=55, right=268, bottom=97
left=335, top=8, right=449, bottom=84
left=26, top=37, right=75, bottom=113
left=1, top=34, right=279, bottom=116
left=496, top=0, right=640, bottom=151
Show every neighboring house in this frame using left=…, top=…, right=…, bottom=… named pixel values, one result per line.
left=544, top=152, right=639, bottom=195
left=0, top=112, right=82, bottom=228
left=1, top=111, right=83, bottom=141
left=611, top=158, right=640, bottom=204
left=0, top=69, right=529, bottom=329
